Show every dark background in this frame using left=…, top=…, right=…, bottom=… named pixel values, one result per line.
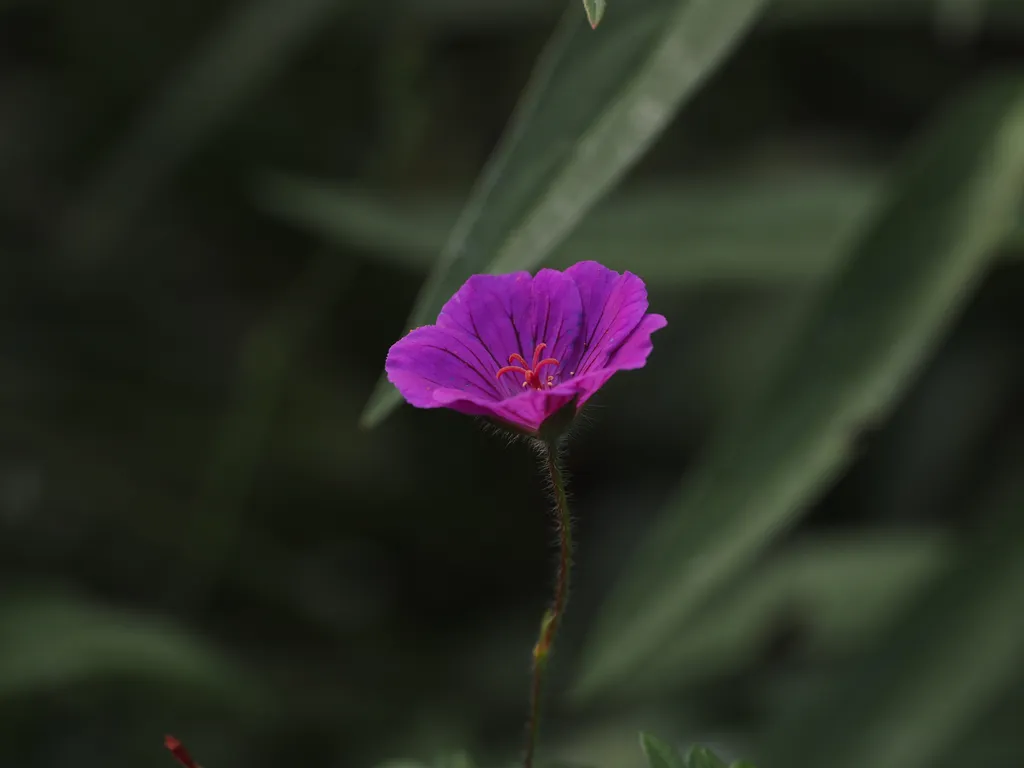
left=2, top=1, right=1024, bottom=767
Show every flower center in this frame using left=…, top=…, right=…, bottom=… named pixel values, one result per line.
left=496, top=342, right=560, bottom=390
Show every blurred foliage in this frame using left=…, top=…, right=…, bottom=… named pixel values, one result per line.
left=639, top=733, right=754, bottom=768
left=2, top=1, right=1024, bottom=768
left=573, top=73, right=1024, bottom=701
left=358, top=0, right=768, bottom=427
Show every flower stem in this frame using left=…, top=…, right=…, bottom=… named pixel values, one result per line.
left=524, top=441, right=574, bottom=768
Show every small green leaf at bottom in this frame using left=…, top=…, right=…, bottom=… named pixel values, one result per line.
left=640, top=733, right=685, bottom=768
left=685, top=746, right=728, bottom=768
left=583, top=0, right=607, bottom=28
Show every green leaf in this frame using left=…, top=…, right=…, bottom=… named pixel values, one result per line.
left=684, top=747, right=727, bottom=768
left=0, top=590, right=264, bottom=708
left=258, top=170, right=1024, bottom=285
left=640, top=733, right=686, bottom=768
left=761, top=464, right=1024, bottom=768
left=617, top=531, right=948, bottom=695
left=570, top=75, right=1024, bottom=702
left=255, top=170, right=883, bottom=285
left=433, top=753, right=475, bottom=768
left=58, top=0, right=347, bottom=262
left=395, top=0, right=1024, bottom=31
left=773, top=0, right=1017, bottom=26
left=583, top=0, right=607, bottom=28
left=359, top=0, right=769, bottom=428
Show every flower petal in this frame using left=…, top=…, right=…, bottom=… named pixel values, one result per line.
left=432, top=386, right=578, bottom=434
left=570, top=312, right=667, bottom=406
left=434, top=272, right=531, bottom=398
left=563, top=261, right=651, bottom=377
left=436, top=269, right=583, bottom=396
left=385, top=325, right=507, bottom=408
left=608, top=312, right=667, bottom=370
left=524, top=268, right=585, bottom=381
left=384, top=260, right=664, bottom=431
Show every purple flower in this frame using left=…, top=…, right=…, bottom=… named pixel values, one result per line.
left=385, top=261, right=667, bottom=435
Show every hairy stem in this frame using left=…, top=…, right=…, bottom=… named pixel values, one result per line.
left=524, top=441, right=574, bottom=768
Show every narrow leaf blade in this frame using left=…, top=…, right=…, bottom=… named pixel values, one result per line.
left=571, top=75, right=1024, bottom=701
left=761, top=465, right=1024, bottom=768
left=0, top=591, right=264, bottom=707
left=619, top=532, right=948, bottom=694
left=360, top=0, right=769, bottom=428
left=256, top=170, right=883, bottom=284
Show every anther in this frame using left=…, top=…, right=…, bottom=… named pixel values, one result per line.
left=496, top=342, right=561, bottom=390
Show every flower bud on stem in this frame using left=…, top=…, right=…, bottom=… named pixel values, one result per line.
left=524, top=439, right=574, bottom=768
left=165, top=736, right=201, bottom=768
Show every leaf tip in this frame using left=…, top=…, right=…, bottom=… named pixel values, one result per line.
left=639, top=732, right=685, bottom=768
left=583, top=0, right=606, bottom=28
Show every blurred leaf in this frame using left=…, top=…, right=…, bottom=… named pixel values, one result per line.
left=58, top=0, right=347, bottom=262
left=0, top=406, right=393, bottom=638
left=774, top=0, right=1015, bottom=26
left=933, top=685, right=1024, bottom=768
left=640, top=733, right=685, bottom=768
left=255, top=175, right=456, bottom=263
left=583, top=0, right=607, bottom=28
left=546, top=711, right=686, bottom=768
left=618, top=531, right=948, bottom=695
left=258, top=169, right=1024, bottom=284
left=371, top=756, right=479, bottom=768
left=359, top=0, right=769, bottom=428
left=399, top=0, right=1024, bottom=30
left=255, top=170, right=882, bottom=284
left=0, top=591, right=264, bottom=707
left=570, top=75, right=1024, bottom=701
left=761, top=465, right=1024, bottom=768
left=683, top=747, right=726, bottom=768
left=183, top=253, right=353, bottom=591
left=433, top=754, right=475, bottom=768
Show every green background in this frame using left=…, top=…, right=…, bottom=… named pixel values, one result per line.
left=2, top=1, right=1023, bottom=767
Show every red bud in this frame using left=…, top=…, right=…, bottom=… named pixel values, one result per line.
left=164, top=735, right=200, bottom=768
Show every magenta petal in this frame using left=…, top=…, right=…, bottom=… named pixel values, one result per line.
left=571, top=312, right=668, bottom=406
left=432, top=386, right=578, bottom=433
left=436, top=269, right=582, bottom=398
left=609, top=312, right=667, bottom=370
left=524, top=268, right=585, bottom=374
left=384, top=261, right=665, bottom=433
left=385, top=325, right=505, bottom=408
left=563, top=261, right=652, bottom=377
left=435, top=272, right=530, bottom=397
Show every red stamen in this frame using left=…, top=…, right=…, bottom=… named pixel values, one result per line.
left=165, top=735, right=200, bottom=768
left=534, top=358, right=559, bottom=374
left=495, top=342, right=560, bottom=390
left=497, top=365, right=530, bottom=380
left=531, top=343, right=548, bottom=370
